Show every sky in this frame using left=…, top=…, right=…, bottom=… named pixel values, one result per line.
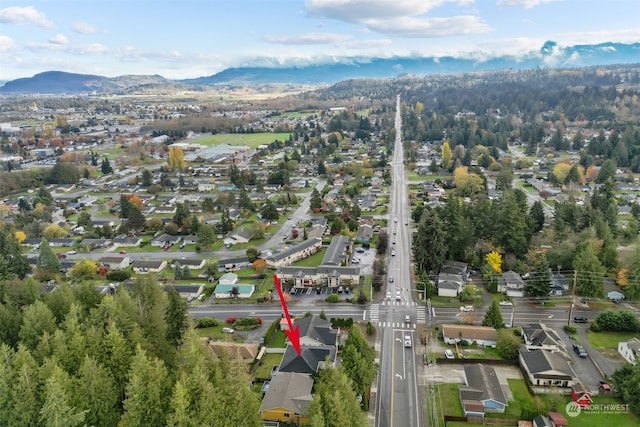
left=1, top=0, right=639, bottom=81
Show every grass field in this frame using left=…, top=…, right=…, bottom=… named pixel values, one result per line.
left=189, top=132, right=292, bottom=148
left=588, top=330, right=640, bottom=349
left=253, top=353, right=284, bottom=379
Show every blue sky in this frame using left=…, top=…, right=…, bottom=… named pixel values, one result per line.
left=1, top=0, right=639, bottom=81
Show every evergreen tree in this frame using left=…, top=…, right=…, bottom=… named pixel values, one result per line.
left=525, top=253, right=551, bottom=297
left=310, top=188, right=323, bottom=210
left=529, top=201, right=545, bottom=233
left=0, top=225, right=31, bottom=280
left=165, top=287, right=188, bottom=346
left=482, top=300, right=504, bottom=329
left=37, top=238, right=61, bottom=274
left=307, top=366, right=368, bottom=427
left=317, top=160, right=326, bottom=175
left=40, top=364, right=87, bottom=427
left=119, top=194, right=131, bottom=219
left=72, top=355, right=120, bottom=427
left=412, top=208, right=447, bottom=276
left=101, top=157, right=113, bottom=175
left=260, top=199, right=279, bottom=221
left=573, top=241, right=605, bottom=298
left=341, top=325, right=377, bottom=410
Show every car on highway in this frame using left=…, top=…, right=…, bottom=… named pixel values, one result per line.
left=386, top=291, right=391, bottom=299
left=395, top=291, right=401, bottom=301
left=394, top=218, right=398, bottom=223
left=573, top=316, right=588, bottom=323
left=405, top=315, right=411, bottom=324
left=391, top=249, right=396, bottom=256
left=499, top=300, right=513, bottom=306
left=460, top=305, right=474, bottom=312
left=404, top=335, right=412, bottom=348
left=389, top=276, right=394, bottom=283
left=573, top=343, right=588, bottom=358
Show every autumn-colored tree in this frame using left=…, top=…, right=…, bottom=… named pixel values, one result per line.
left=43, top=223, right=68, bottom=240
left=168, top=147, right=185, bottom=172
left=252, top=258, right=267, bottom=274
left=552, top=162, right=572, bottom=184
left=14, top=231, right=26, bottom=243
left=617, top=268, right=629, bottom=288
left=70, top=260, right=98, bottom=280
left=486, top=251, right=503, bottom=274
left=453, top=166, right=484, bottom=196
left=441, top=141, right=453, bottom=170
left=128, top=195, right=143, bottom=211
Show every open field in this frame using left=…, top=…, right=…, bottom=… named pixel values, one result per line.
left=189, top=132, right=292, bottom=148
left=588, top=331, right=640, bottom=349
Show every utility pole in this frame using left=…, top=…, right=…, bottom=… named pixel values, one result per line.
left=567, top=270, right=577, bottom=326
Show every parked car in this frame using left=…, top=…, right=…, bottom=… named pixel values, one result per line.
left=404, top=335, right=412, bottom=348
left=573, top=316, right=588, bottom=323
left=460, top=305, right=474, bottom=312
left=222, top=327, right=235, bottom=334
left=66, top=250, right=77, bottom=255
left=499, top=300, right=513, bottom=306
left=119, top=250, right=127, bottom=254
left=444, top=349, right=455, bottom=359
left=573, top=343, right=588, bottom=358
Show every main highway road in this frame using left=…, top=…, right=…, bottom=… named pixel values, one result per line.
left=373, top=95, right=424, bottom=427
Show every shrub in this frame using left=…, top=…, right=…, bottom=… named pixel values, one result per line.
left=225, top=316, right=238, bottom=324
left=366, top=321, right=374, bottom=335
left=497, top=329, right=522, bottom=360
left=357, top=291, right=368, bottom=304
left=106, top=270, right=131, bottom=281
left=593, top=310, right=640, bottom=332
left=264, top=319, right=279, bottom=344
left=326, top=294, right=339, bottom=303
left=195, top=317, right=219, bottom=328
left=564, top=325, right=577, bottom=334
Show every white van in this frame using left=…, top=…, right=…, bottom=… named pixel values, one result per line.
left=444, top=349, right=455, bottom=359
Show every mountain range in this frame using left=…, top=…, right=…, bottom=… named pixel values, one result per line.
left=1, top=41, right=639, bottom=94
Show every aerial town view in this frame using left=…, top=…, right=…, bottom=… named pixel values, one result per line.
left=1, top=1, right=639, bottom=427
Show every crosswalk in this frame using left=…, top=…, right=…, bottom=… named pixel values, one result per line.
left=416, top=306, right=426, bottom=324
left=375, top=321, right=417, bottom=329
left=380, top=300, right=420, bottom=306
left=369, top=304, right=380, bottom=323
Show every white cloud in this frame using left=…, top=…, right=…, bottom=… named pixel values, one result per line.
left=68, top=44, right=109, bottom=55
left=0, top=35, right=17, bottom=52
left=263, top=32, right=353, bottom=45
left=305, top=0, right=447, bottom=22
left=48, top=34, right=69, bottom=45
left=366, top=15, right=492, bottom=37
left=0, top=6, right=53, bottom=28
left=72, top=22, right=98, bottom=34
left=496, top=0, right=560, bottom=8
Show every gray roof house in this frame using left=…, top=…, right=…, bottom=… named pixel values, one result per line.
left=278, top=345, right=337, bottom=375
left=259, top=372, right=314, bottom=424
left=459, top=364, right=508, bottom=416
left=498, top=270, right=526, bottom=297
left=150, top=233, right=181, bottom=247
left=321, top=235, right=351, bottom=266
left=522, top=323, right=565, bottom=351
left=264, top=238, right=323, bottom=269
left=296, top=316, right=338, bottom=347
left=518, top=346, right=577, bottom=392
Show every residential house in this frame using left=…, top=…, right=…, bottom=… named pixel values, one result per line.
left=618, top=337, right=640, bottom=365
left=150, top=233, right=181, bottom=247
left=99, top=256, right=130, bottom=270
left=260, top=372, right=314, bottom=425
left=498, top=270, right=526, bottom=297
left=132, top=260, right=167, bottom=274
left=167, top=284, right=203, bottom=298
left=606, top=290, right=625, bottom=302
left=171, top=258, right=205, bottom=270
left=437, top=272, right=466, bottom=297
left=278, top=345, right=337, bottom=375
left=223, top=226, right=254, bottom=246
left=49, top=238, right=76, bottom=247
left=442, top=260, right=469, bottom=278
left=459, top=364, right=508, bottom=417
left=522, top=323, right=566, bottom=352
left=80, top=238, right=111, bottom=249
left=518, top=345, right=578, bottom=393
left=218, top=272, right=238, bottom=285
left=296, top=316, right=338, bottom=347
left=550, top=273, right=571, bottom=296
left=112, top=237, right=142, bottom=247
left=217, top=257, right=252, bottom=272
left=213, top=283, right=255, bottom=299
left=355, top=224, right=373, bottom=244
left=442, top=325, right=498, bottom=348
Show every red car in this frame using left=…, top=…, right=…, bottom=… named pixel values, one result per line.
left=119, top=250, right=127, bottom=254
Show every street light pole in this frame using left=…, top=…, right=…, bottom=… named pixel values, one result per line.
left=567, top=270, right=577, bottom=326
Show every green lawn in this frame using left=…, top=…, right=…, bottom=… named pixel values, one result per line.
left=588, top=330, right=640, bottom=349
left=253, top=353, right=284, bottom=379
left=291, top=248, right=326, bottom=267
left=189, top=132, right=292, bottom=149
left=268, top=330, right=287, bottom=348
left=434, top=383, right=463, bottom=416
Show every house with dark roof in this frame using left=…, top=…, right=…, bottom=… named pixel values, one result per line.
left=355, top=224, right=373, bottom=243
left=260, top=372, right=314, bottom=425
left=518, top=345, right=577, bottom=393
left=522, top=323, right=565, bottom=352
left=217, top=256, right=252, bottom=272
left=167, top=284, right=203, bottom=298
left=459, top=364, right=508, bottom=416
left=296, top=316, right=338, bottom=347
left=112, top=237, right=142, bottom=247
left=49, top=238, right=76, bottom=247
left=171, top=258, right=206, bottom=270
left=150, top=233, right=181, bottom=247
left=278, top=345, right=337, bottom=375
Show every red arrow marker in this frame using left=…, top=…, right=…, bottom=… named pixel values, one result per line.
left=273, top=275, right=301, bottom=356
